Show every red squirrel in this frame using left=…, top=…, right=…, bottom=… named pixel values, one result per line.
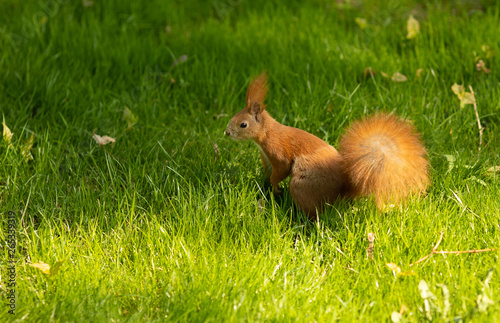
left=225, top=72, right=430, bottom=217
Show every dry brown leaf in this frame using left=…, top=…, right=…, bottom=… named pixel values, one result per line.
left=488, top=166, right=500, bottom=173
left=363, top=67, right=376, bottom=78
left=392, top=72, right=408, bottom=82
left=93, top=134, right=116, bottom=146
left=476, top=60, right=491, bottom=74
left=416, top=68, right=424, bottom=78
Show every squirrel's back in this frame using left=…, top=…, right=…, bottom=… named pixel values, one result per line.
left=339, top=114, right=429, bottom=208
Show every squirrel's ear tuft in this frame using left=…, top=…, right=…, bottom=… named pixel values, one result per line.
left=246, top=71, right=269, bottom=109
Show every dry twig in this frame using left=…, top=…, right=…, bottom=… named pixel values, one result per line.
left=410, top=232, right=498, bottom=266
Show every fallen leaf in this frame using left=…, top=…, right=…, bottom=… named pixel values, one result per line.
left=29, top=261, right=51, bottom=274
left=444, top=154, right=456, bottom=173
left=123, top=106, right=138, bottom=130
left=419, top=280, right=436, bottom=300
left=391, top=312, right=403, bottom=322
left=451, top=83, right=465, bottom=95
left=93, top=134, right=116, bottom=146
left=416, top=68, right=424, bottom=78
left=2, top=121, right=13, bottom=144
left=451, top=83, right=476, bottom=108
left=487, top=166, right=500, bottom=173
left=172, top=54, right=188, bottom=67
left=355, top=17, right=367, bottom=29
left=481, top=44, right=494, bottom=59
left=363, top=67, right=376, bottom=78
left=386, top=263, right=402, bottom=275
left=391, top=72, right=408, bottom=82
left=476, top=60, right=491, bottom=74
left=21, top=134, right=34, bottom=162
left=406, top=15, right=420, bottom=39
left=29, top=260, right=63, bottom=277
left=419, top=280, right=436, bottom=320
left=380, top=71, right=390, bottom=78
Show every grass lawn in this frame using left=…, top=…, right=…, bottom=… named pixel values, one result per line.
left=1, top=0, right=500, bottom=321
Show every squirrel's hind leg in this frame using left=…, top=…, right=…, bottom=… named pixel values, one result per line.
left=289, top=148, right=345, bottom=219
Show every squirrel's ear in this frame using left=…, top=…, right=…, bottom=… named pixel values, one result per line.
left=250, top=101, right=266, bottom=116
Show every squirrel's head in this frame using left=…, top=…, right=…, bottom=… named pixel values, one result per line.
left=225, top=71, right=269, bottom=142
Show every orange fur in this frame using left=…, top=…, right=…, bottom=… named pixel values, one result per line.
left=226, top=73, right=430, bottom=218
left=245, top=71, right=269, bottom=108
left=339, top=114, right=429, bottom=209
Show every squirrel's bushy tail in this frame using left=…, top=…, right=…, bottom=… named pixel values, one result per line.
left=339, top=114, right=429, bottom=208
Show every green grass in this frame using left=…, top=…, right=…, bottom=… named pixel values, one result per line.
left=1, top=0, right=500, bottom=321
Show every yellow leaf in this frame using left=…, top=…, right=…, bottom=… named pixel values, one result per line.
left=355, top=17, right=367, bottom=29
left=451, top=83, right=476, bottom=108
left=93, top=134, right=116, bottom=146
left=29, top=260, right=63, bottom=277
left=406, top=15, right=420, bottom=39
left=481, top=44, right=494, bottom=59
left=2, top=122, right=13, bottom=144
left=123, top=106, right=138, bottom=131
left=460, top=92, right=476, bottom=106
left=451, top=83, right=465, bottom=96
left=386, top=263, right=402, bottom=274
left=22, top=134, right=34, bottom=162
left=29, top=261, right=51, bottom=275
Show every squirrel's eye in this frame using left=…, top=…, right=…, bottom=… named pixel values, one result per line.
left=240, top=123, right=247, bottom=128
